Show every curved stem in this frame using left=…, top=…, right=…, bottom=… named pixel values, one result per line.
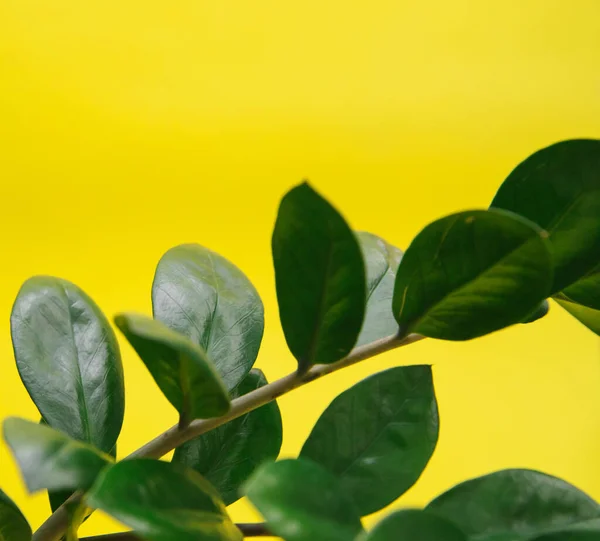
left=33, top=333, right=423, bottom=541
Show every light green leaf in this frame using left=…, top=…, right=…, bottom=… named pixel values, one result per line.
left=0, top=489, right=32, bottom=541
left=554, top=297, right=600, bottom=336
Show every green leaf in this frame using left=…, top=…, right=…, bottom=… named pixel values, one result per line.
left=521, top=300, right=550, bottom=324
left=360, top=509, right=467, bottom=541
left=554, top=297, right=600, bottom=335
left=392, top=209, right=553, bottom=340
left=300, top=365, right=438, bottom=516
left=114, top=313, right=230, bottom=423
left=553, top=264, right=600, bottom=334
left=3, top=417, right=111, bottom=494
left=0, top=489, right=32, bottom=541
left=152, top=244, right=264, bottom=393
left=491, top=139, right=600, bottom=294
left=172, top=369, right=282, bottom=506
left=426, top=469, right=600, bottom=540
left=87, top=459, right=242, bottom=541
left=531, top=520, right=600, bottom=541
left=10, top=276, right=125, bottom=453
left=272, top=182, right=366, bottom=372
left=244, top=458, right=363, bottom=541
left=355, top=232, right=403, bottom=347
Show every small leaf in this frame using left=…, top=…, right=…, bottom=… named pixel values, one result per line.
left=0, top=489, right=32, bottom=541
left=272, top=182, right=366, bottom=372
left=360, top=509, right=467, bottom=541
left=244, top=458, right=363, bottom=541
left=426, top=469, right=600, bottom=540
left=553, top=264, right=600, bottom=334
left=521, top=300, right=550, bottom=324
left=392, top=209, right=553, bottom=340
left=300, top=365, right=438, bottom=516
left=10, top=276, right=125, bottom=453
left=355, top=232, right=403, bottom=346
left=173, top=369, right=282, bottom=506
left=554, top=297, right=600, bottom=336
left=87, top=459, right=242, bottom=541
left=114, top=313, right=230, bottom=422
left=152, top=244, right=264, bottom=393
left=491, top=139, right=600, bottom=294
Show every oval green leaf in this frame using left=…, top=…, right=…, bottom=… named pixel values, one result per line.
left=0, top=489, right=32, bottom=541
left=152, top=244, right=264, bottom=393
left=173, top=369, right=282, bottom=506
left=392, top=209, right=553, bottom=340
left=355, top=232, right=403, bottom=347
left=87, top=459, right=242, bottom=541
left=4, top=417, right=111, bottom=494
left=10, top=276, right=125, bottom=453
left=244, top=458, right=363, bottom=541
left=114, top=313, right=230, bottom=423
left=300, top=365, right=438, bottom=516
left=272, top=182, right=366, bottom=372
left=360, top=509, right=467, bottom=541
left=426, top=469, right=600, bottom=540
left=491, top=139, right=600, bottom=294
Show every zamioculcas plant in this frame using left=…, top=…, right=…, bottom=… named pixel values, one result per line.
left=1, top=138, right=600, bottom=541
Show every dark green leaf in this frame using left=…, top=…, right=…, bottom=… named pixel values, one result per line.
left=554, top=297, right=600, bottom=336
left=10, top=276, right=125, bottom=453
left=244, top=458, right=363, bottom=541
left=531, top=519, right=600, bottom=541
left=521, top=300, right=550, bottom=324
left=426, top=469, right=600, bottom=540
left=300, top=365, right=438, bottom=516
left=392, top=209, right=553, bottom=340
left=114, top=313, right=230, bottom=423
left=172, top=369, right=282, bottom=506
left=3, top=417, right=111, bottom=494
left=152, top=244, right=264, bottom=393
left=272, top=182, right=366, bottom=372
left=355, top=232, right=403, bottom=347
left=0, top=489, right=32, bottom=541
left=87, top=459, right=242, bottom=541
left=491, top=139, right=600, bottom=294
left=360, top=509, right=467, bottom=541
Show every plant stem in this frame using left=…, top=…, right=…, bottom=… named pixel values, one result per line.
left=32, top=332, right=423, bottom=541
left=81, top=523, right=272, bottom=539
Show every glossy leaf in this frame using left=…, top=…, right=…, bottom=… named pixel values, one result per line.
left=393, top=209, right=553, bottom=340
left=521, top=300, right=550, bottom=324
left=172, top=369, right=283, bottom=506
left=114, top=313, right=230, bottom=422
left=491, top=139, right=600, bottom=293
left=244, top=458, right=363, bottom=541
left=554, top=297, right=600, bottom=336
left=272, top=182, right=366, bottom=372
left=426, top=469, right=600, bottom=540
left=87, top=459, right=242, bottom=541
left=10, top=276, right=125, bottom=453
left=3, top=417, right=111, bottom=494
left=360, top=509, right=467, bottom=541
left=152, top=244, right=264, bottom=393
left=300, top=365, right=438, bottom=516
left=0, top=489, right=32, bottom=541
left=355, top=232, right=403, bottom=346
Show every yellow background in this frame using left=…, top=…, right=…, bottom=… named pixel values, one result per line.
left=1, top=0, right=600, bottom=537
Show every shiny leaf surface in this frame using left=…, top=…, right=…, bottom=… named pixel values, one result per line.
left=87, top=459, right=242, bottom=541
left=272, top=182, right=366, bottom=372
left=300, top=365, right=438, bottom=516
left=0, top=489, right=32, bottom=541
left=244, top=458, right=363, bottom=541
left=393, top=209, right=553, bottom=340
left=173, top=369, right=282, bottom=506
left=114, top=313, right=230, bottom=422
left=521, top=300, right=550, bottom=324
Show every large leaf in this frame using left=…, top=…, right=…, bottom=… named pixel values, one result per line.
left=392, top=209, right=553, bottom=340
left=172, top=369, right=282, bottom=506
left=10, top=276, right=125, bottom=453
left=360, top=509, right=467, bottom=541
left=300, top=365, right=438, bottom=516
left=426, top=469, right=600, bottom=540
left=272, top=182, right=366, bottom=372
left=114, top=313, right=230, bottom=423
left=355, top=232, right=403, bottom=347
left=531, top=520, right=600, bottom=541
left=491, top=139, right=600, bottom=294
left=3, top=417, right=111, bottom=494
left=152, top=244, right=264, bottom=393
left=244, top=458, right=363, bottom=541
left=0, top=489, right=32, bottom=541
left=87, top=459, right=242, bottom=541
